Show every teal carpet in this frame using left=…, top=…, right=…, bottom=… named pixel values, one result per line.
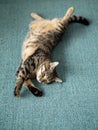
left=0, top=0, right=98, bottom=130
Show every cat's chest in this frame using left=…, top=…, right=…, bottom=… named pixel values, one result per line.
left=24, top=64, right=36, bottom=79
left=28, top=70, right=36, bottom=79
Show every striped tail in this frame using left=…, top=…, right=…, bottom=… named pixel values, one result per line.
left=69, top=15, right=89, bottom=25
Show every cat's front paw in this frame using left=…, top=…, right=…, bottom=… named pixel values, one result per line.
left=14, top=92, right=20, bottom=98
left=28, top=86, right=43, bottom=97
left=14, top=87, right=20, bottom=98
left=33, top=89, right=43, bottom=97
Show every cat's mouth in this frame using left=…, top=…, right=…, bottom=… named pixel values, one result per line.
left=41, top=80, right=54, bottom=85
left=37, top=75, right=52, bottom=84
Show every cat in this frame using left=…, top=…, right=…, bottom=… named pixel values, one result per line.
left=14, top=7, right=89, bottom=97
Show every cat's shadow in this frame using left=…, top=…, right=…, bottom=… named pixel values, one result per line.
left=21, top=87, right=32, bottom=98
left=52, top=24, right=89, bottom=82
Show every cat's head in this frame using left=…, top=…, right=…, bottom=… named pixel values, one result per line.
left=36, top=61, right=62, bottom=84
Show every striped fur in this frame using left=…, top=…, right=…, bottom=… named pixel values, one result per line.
left=14, top=7, right=89, bottom=97
left=69, top=15, right=89, bottom=25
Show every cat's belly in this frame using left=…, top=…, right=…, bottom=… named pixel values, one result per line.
left=22, top=43, right=39, bottom=62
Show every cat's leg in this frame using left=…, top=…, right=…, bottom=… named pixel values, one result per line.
left=65, top=7, right=75, bottom=19
left=62, top=7, right=75, bottom=24
left=14, top=77, right=24, bottom=97
left=24, top=79, right=43, bottom=96
left=14, top=61, right=25, bottom=97
left=31, top=13, right=44, bottom=20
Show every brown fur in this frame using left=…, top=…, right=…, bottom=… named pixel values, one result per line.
left=14, top=7, right=89, bottom=97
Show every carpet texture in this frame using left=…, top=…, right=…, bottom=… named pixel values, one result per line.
left=0, top=0, right=98, bottom=130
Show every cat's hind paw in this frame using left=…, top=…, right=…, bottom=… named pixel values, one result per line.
left=31, top=13, right=44, bottom=20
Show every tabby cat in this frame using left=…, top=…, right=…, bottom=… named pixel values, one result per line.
left=14, top=7, right=89, bottom=97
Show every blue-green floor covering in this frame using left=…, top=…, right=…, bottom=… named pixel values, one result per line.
left=0, top=0, right=98, bottom=130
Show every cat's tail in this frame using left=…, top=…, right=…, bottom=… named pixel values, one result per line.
left=61, top=7, right=89, bottom=26
left=68, top=15, right=89, bottom=25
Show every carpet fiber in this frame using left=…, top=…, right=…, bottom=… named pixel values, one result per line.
left=0, top=0, right=98, bottom=130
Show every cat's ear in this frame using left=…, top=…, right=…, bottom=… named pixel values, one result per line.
left=55, top=77, right=62, bottom=83
left=50, top=62, right=59, bottom=69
